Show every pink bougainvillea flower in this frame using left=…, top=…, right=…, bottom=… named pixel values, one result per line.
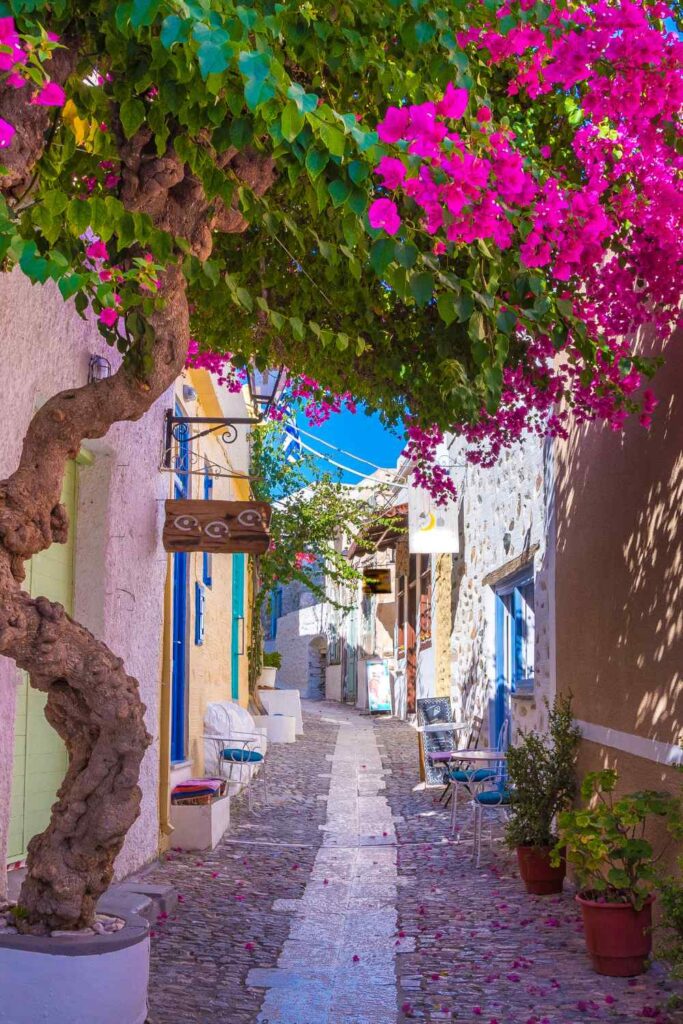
left=31, top=81, right=66, bottom=106
left=477, top=105, right=492, bottom=123
left=87, top=240, right=109, bottom=261
left=377, top=105, right=409, bottom=143
left=375, top=155, right=406, bottom=190
left=438, top=83, right=468, bottom=119
left=352, top=954, right=360, bottom=962
left=0, top=117, right=15, bottom=148
left=368, top=198, right=401, bottom=235
left=244, top=942, right=255, bottom=951
left=99, top=307, right=118, bottom=328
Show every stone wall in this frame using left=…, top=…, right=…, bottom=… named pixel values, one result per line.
left=446, top=433, right=555, bottom=742
left=268, top=593, right=329, bottom=693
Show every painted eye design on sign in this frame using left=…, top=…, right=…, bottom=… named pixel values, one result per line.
left=237, top=508, right=264, bottom=528
left=205, top=520, right=231, bottom=539
left=174, top=515, right=199, bottom=531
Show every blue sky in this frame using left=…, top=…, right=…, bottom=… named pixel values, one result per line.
left=294, top=404, right=405, bottom=483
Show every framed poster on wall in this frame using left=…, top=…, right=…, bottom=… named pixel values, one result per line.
left=366, top=659, right=392, bottom=713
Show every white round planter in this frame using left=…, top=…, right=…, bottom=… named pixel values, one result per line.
left=0, top=910, right=149, bottom=1024
left=257, top=666, right=278, bottom=688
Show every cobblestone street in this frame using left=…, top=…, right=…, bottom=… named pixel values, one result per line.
left=145, top=704, right=681, bottom=1024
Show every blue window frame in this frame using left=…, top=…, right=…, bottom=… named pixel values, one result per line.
left=492, top=574, right=535, bottom=744
left=231, top=553, right=245, bottom=701
left=194, top=581, right=206, bottom=646
left=202, top=468, right=213, bottom=588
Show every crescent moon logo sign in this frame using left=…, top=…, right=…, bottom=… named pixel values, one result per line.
left=419, top=511, right=437, bottom=532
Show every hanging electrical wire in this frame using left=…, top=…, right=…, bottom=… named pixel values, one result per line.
left=293, top=423, right=399, bottom=472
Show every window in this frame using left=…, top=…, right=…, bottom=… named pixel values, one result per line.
left=495, top=577, right=535, bottom=696
left=202, top=467, right=213, bottom=588
left=396, top=573, right=406, bottom=657
left=418, top=555, right=432, bottom=648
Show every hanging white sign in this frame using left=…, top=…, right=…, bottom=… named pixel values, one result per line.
left=408, top=485, right=460, bottom=554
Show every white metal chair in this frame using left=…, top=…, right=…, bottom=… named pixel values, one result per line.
left=203, top=701, right=268, bottom=811
left=204, top=730, right=268, bottom=810
left=471, top=718, right=512, bottom=865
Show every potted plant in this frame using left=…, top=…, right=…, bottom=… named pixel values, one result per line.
left=258, top=650, right=282, bottom=688
left=505, top=694, right=580, bottom=894
left=556, top=769, right=677, bottom=977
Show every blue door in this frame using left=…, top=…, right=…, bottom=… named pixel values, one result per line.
left=231, top=553, right=245, bottom=701
left=171, top=405, right=189, bottom=762
left=492, top=576, right=535, bottom=745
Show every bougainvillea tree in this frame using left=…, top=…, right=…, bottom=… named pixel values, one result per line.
left=0, top=0, right=680, bottom=931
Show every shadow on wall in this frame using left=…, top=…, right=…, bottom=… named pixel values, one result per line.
left=307, top=635, right=327, bottom=700
left=554, top=323, right=682, bottom=833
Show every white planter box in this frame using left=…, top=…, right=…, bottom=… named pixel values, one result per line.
left=253, top=714, right=296, bottom=744
left=259, top=688, right=304, bottom=735
left=257, top=667, right=278, bottom=688
left=170, top=793, right=231, bottom=851
left=0, top=913, right=149, bottom=1024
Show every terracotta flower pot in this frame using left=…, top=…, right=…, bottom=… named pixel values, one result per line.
left=516, top=845, right=566, bottom=895
left=576, top=893, right=654, bottom=977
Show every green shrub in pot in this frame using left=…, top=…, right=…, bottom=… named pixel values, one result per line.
left=263, top=651, right=282, bottom=670
left=555, top=769, right=680, bottom=976
left=505, top=694, right=580, bottom=894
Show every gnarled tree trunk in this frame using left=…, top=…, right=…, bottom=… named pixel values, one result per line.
left=0, top=41, right=275, bottom=928
left=0, top=266, right=190, bottom=931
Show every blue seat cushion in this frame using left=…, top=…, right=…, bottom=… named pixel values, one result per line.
left=448, top=768, right=496, bottom=783
left=475, top=788, right=511, bottom=806
left=221, top=748, right=263, bottom=763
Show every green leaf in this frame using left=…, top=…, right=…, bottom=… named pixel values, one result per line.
left=320, top=125, right=345, bottom=158
left=131, top=0, right=159, bottom=29
left=409, top=271, right=433, bottom=307
left=281, top=101, right=305, bottom=142
left=348, top=160, right=369, bottom=186
left=415, top=19, right=435, bottom=43
left=58, top=273, right=86, bottom=301
left=244, top=76, right=274, bottom=110
left=328, top=179, right=350, bottom=207
left=67, top=199, right=90, bottom=235
left=160, top=14, right=189, bottom=48
left=437, top=292, right=458, bottom=326
left=229, top=117, right=253, bottom=149
left=468, top=310, right=486, bottom=342
left=287, top=83, right=318, bottom=115
left=119, top=98, right=145, bottom=139
left=370, top=238, right=395, bottom=276
left=394, top=242, right=418, bottom=268
left=238, top=51, right=271, bottom=82
left=305, top=148, right=329, bottom=180
left=335, top=332, right=349, bottom=351
left=496, top=309, right=517, bottom=334
left=198, top=40, right=231, bottom=78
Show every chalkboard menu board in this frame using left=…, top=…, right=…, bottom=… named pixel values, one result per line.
left=416, top=697, right=454, bottom=786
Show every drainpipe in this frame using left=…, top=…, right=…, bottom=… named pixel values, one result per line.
left=158, top=553, right=174, bottom=852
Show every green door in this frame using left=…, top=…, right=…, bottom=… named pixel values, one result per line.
left=7, top=461, right=77, bottom=863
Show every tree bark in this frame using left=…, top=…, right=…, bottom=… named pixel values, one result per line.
left=0, top=47, right=276, bottom=928
left=0, top=266, right=190, bottom=931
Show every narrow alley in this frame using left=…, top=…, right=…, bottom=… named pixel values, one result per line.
left=146, top=705, right=680, bottom=1024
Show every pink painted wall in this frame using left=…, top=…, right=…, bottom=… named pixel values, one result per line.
left=0, top=271, right=172, bottom=895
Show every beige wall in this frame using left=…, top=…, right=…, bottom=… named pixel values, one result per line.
left=555, top=328, right=682, bottom=874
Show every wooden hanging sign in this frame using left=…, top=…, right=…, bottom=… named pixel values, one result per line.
left=163, top=499, right=272, bottom=554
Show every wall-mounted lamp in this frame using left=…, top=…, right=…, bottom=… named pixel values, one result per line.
left=88, top=354, right=112, bottom=384
left=182, top=384, right=198, bottom=403
left=246, top=364, right=285, bottom=419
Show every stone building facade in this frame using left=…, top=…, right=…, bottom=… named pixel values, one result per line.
left=445, top=433, right=554, bottom=743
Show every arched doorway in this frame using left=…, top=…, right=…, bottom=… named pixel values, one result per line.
left=307, top=635, right=327, bottom=700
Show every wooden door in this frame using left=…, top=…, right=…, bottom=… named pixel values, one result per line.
left=8, top=461, right=76, bottom=863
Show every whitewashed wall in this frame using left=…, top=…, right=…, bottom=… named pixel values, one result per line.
left=0, top=272, right=170, bottom=895
left=447, top=434, right=555, bottom=741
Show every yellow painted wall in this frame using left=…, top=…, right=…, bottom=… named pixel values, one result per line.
left=163, top=371, right=252, bottom=788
